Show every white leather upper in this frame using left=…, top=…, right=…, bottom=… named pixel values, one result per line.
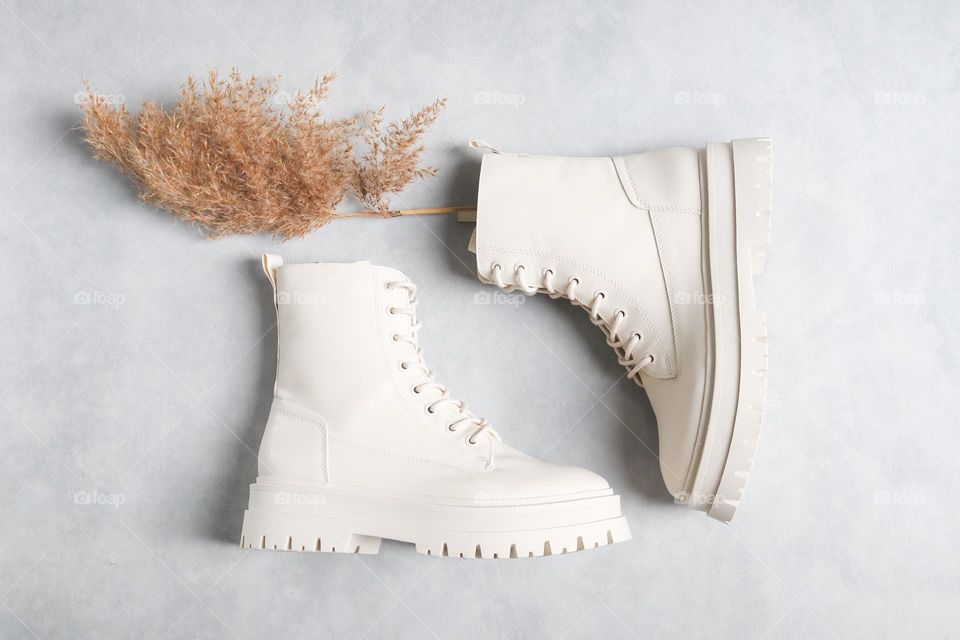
left=473, top=146, right=710, bottom=497
left=640, top=212, right=711, bottom=495
left=613, top=148, right=702, bottom=213
left=258, top=260, right=611, bottom=502
left=474, top=149, right=703, bottom=379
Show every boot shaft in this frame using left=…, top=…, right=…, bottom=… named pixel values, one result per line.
left=474, top=147, right=705, bottom=380
left=260, top=257, right=494, bottom=478
left=267, top=261, right=405, bottom=411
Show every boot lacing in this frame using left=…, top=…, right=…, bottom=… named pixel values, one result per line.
left=488, top=264, right=655, bottom=383
left=386, top=280, right=500, bottom=446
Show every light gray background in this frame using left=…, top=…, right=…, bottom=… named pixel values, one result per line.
left=2, top=1, right=958, bottom=638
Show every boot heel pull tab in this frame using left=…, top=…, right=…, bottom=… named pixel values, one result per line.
left=468, top=140, right=502, bottom=154
left=261, top=254, right=283, bottom=297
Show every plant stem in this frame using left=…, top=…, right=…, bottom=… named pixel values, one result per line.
left=334, top=205, right=476, bottom=218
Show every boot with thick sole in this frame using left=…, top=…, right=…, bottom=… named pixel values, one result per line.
left=469, top=138, right=772, bottom=522
left=240, top=255, right=630, bottom=558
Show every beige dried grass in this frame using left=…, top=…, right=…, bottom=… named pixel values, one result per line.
left=79, top=69, right=445, bottom=239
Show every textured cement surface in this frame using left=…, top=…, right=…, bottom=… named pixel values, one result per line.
left=2, top=1, right=958, bottom=638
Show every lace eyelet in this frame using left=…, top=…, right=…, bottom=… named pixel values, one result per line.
left=465, top=436, right=478, bottom=446
left=392, top=333, right=401, bottom=342
left=542, top=267, right=555, bottom=277
left=594, top=290, right=607, bottom=300
left=632, top=332, right=643, bottom=341
left=425, top=405, right=436, bottom=415
left=387, top=306, right=397, bottom=315
left=515, top=264, right=527, bottom=272
left=491, top=263, right=502, bottom=272
left=447, top=424, right=457, bottom=432
left=384, top=282, right=395, bottom=291
left=568, top=275, right=581, bottom=285
left=616, top=309, right=627, bottom=319
left=647, top=355, right=656, bottom=365
left=411, top=384, right=422, bottom=395
left=399, top=362, right=409, bottom=371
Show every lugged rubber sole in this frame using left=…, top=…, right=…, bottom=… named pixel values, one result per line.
left=694, top=138, right=772, bottom=523
left=239, top=480, right=631, bottom=559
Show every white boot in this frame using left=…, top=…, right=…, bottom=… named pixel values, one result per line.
left=240, top=255, right=630, bottom=558
left=470, top=139, right=772, bottom=522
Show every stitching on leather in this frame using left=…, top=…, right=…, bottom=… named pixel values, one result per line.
left=275, top=409, right=330, bottom=482
left=477, top=244, right=674, bottom=372
left=329, top=435, right=471, bottom=472
left=648, top=211, right=682, bottom=376
left=617, top=157, right=702, bottom=214
left=618, top=156, right=642, bottom=206
left=651, top=205, right=702, bottom=214
left=276, top=409, right=324, bottom=429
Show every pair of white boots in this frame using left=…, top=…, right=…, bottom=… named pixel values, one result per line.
left=240, top=138, right=772, bottom=558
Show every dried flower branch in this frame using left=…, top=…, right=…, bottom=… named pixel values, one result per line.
left=78, top=69, right=446, bottom=239
left=350, top=99, right=446, bottom=213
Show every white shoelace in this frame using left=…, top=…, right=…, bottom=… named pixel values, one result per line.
left=488, top=264, right=655, bottom=383
left=386, top=280, right=498, bottom=445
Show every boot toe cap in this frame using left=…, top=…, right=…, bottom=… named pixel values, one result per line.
left=491, top=443, right=612, bottom=500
